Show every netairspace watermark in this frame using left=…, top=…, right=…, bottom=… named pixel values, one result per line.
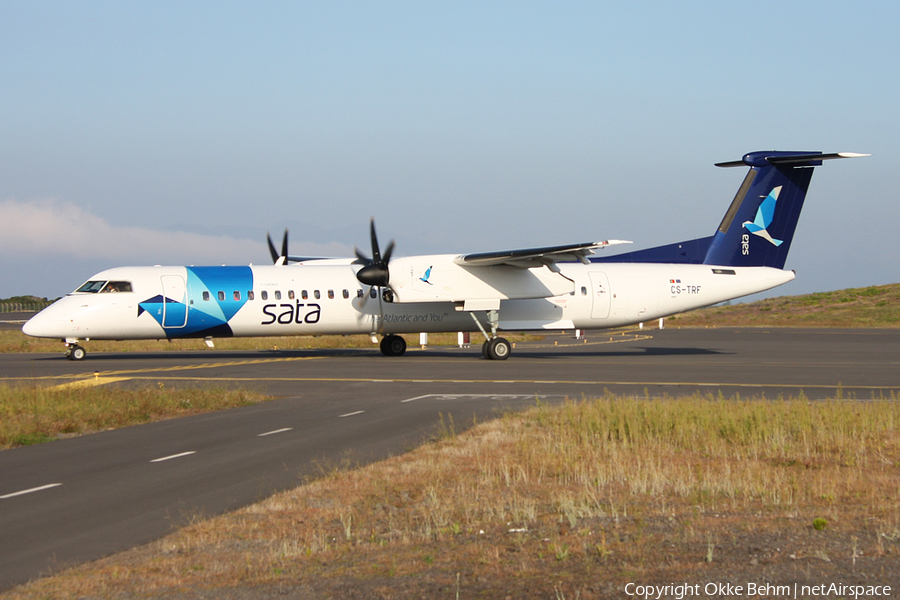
left=625, top=582, right=892, bottom=599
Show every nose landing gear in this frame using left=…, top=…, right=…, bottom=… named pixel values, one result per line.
left=65, top=343, right=87, bottom=361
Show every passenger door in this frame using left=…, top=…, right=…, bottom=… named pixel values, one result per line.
left=161, top=275, right=188, bottom=328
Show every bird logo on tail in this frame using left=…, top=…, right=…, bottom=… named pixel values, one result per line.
left=743, top=186, right=784, bottom=247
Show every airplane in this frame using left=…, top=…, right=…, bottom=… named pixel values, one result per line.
left=23, top=150, right=867, bottom=361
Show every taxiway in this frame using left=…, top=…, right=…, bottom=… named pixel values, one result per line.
left=0, top=327, right=897, bottom=590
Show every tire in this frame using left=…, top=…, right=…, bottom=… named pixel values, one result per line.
left=380, top=335, right=406, bottom=356
left=481, top=340, right=491, bottom=359
left=70, top=345, right=86, bottom=361
left=487, top=337, right=511, bottom=360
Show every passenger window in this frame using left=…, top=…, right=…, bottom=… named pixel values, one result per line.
left=581, top=286, right=587, bottom=296
left=203, top=291, right=210, bottom=301
left=233, top=291, right=241, bottom=301
left=327, top=290, right=334, bottom=299
left=288, top=290, right=295, bottom=300
left=248, top=291, right=254, bottom=301
left=301, top=290, right=308, bottom=300
left=261, top=290, right=268, bottom=301
left=314, top=290, right=321, bottom=299
left=370, top=288, right=377, bottom=299
left=357, top=289, right=364, bottom=298
left=343, top=289, right=350, bottom=299
left=275, top=290, right=282, bottom=300
left=218, top=291, right=225, bottom=301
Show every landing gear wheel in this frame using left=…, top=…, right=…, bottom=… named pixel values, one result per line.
left=380, top=334, right=407, bottom=357
left=486, top=337, right=511, bottom=360
left=68, top=345, right=86, bottom=361
left=481, top=340, right=491, bottom=359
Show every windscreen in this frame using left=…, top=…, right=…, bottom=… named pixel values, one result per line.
left=75, top=280, right=107, bottom=293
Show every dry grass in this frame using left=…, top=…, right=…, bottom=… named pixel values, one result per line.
left=671, top=283, right=900, bottom=328
left=0, top=383, right=265, bottom=448
left=6, top=394, right=900, bottom=598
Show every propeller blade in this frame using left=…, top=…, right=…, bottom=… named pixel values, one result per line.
left=354, top=246, right=371, bottom=265
left=267, top=228, right=290, bottom=265
left=369, top=218, right=381, bottom=263
left=267, top=232, right=280, bottom=264
left=376, top=285, right=385, bottom=334
left=382, top=239, right=395, bottom=264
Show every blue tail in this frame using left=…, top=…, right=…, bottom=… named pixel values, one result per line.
left=702, top=150, right=835, bottom=269
left=593, top=151, right=866, bottom=269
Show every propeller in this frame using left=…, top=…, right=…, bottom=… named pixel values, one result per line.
left=355, top=219, right=394, bottom=288
left=354, top=219, right=396, bottom=334
left=267, top=229, right=289, bottom=265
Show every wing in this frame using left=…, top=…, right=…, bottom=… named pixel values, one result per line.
left=453, top=240, right=631, bottom=271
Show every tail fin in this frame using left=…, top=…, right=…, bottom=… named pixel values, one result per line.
left=703, top=151, right=867, bottom=268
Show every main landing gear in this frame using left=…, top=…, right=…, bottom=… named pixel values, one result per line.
left=380, top=334, right=407, bottom=357
left=481, top=337, right=511, bottom=360
left=470, top=308, right=511, bottom=360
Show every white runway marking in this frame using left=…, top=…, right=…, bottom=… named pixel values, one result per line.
left=258, top=428, right=293, bottom=437
left=339, top=410, right=365, bottom=418
left=402, top=393, right=564, bottom=403
left=0, top=483, right=62, bottom=499
left=150, top=451, right=196, bottom=463
left=401, top=394, right=431, bottom=403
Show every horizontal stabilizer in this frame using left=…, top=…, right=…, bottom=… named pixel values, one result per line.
left=715, top=151, right=869, bottom=168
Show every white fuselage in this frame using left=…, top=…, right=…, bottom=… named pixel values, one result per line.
left=23, top=257, right=794, bottom=342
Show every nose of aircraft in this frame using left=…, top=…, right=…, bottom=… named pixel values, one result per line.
left=22, top=301, right=68, bottom=338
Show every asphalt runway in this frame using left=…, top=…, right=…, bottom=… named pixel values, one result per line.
left=0, top=327, right=898, bottom=590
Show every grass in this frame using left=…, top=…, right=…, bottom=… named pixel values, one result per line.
left=0, top=331, right=537, bottom=354
left=0, top=383, right=266, bottom=449
left=6, top=393, right=899, bottom=598
left=670, top=283, right=900, bottom=328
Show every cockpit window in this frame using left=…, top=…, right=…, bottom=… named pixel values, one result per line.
left=76, top=280, right=107, bottom=293
left=100, top=281, right=133, bottom=293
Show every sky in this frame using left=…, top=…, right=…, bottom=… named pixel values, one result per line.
left=1, top=1, right=897, bottom=301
